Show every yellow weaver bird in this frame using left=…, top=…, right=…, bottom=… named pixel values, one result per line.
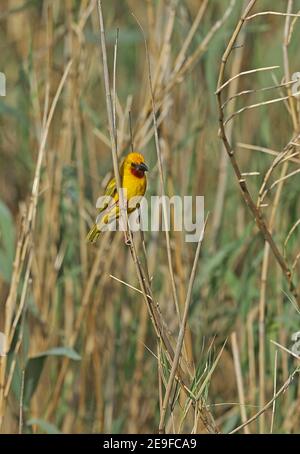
left=87, top=152, right=148, bottom=243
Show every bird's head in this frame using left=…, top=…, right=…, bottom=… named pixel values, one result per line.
left=123, top=152, right=148, bottom=178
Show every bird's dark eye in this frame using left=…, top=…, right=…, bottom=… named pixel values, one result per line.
left=131, top=162, right=137, bottom=168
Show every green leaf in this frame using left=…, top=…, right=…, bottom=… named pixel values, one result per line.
left=24, top=347, right=81, bottom=405
left=0, top=100, right=24, bottom=122
left=196, top=240, right=240, bottom=287
left=32, top=347, right=81, bottom=361
left=0, top=200, right=15, bottom=282
left=24, top=356, right=46, bottom=405
left=27, top=418, right=62, bottom=434
left=10, top=355, right=23, bottom=401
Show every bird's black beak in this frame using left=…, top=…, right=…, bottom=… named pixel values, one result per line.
left=137, top=162, right=148, bottom=172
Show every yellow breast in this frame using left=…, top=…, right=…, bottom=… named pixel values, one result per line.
left=122, top=173, right=147, bottom=200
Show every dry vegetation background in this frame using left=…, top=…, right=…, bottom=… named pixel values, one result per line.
left=0, top=0, right=300, bottom=434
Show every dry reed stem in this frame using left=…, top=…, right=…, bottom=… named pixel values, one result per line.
left=246, top=11, right=300, bottom=21
left=231, top=332, right=250, bottom=434
left=221, top=79, right=295, bottom=109
left=237, top=142, right=300, bottom=165
left=270, top=350, right=278, bottom=433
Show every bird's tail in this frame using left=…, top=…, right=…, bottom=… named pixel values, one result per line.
left=86, top=224, right=101, bottom=243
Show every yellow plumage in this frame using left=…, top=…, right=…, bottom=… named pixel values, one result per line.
left=87, top=152, right=148, bottom=243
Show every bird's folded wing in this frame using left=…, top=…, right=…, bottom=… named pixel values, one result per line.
left=96, top=177, right=118, bottom=213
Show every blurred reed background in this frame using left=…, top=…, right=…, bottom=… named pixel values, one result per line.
left=0, top=0, right=300, bottom=434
